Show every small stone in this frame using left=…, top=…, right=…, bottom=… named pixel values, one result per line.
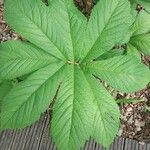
left=127, top=107, right=133, bottom=112
left=135, top=120, right=145, bottom=127
left=118, top=129, right=123, bottom=136
left=136, top=126, right=142, bottom=131
left=139, top=141, right=145, bottom=145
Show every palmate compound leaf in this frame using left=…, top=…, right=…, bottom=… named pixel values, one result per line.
left=1, top=0, right=150, bottom=150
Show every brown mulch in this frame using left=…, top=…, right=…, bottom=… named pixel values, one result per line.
left=118, top=86, right=150, bottom=143
left=0, top=0, right=150, bottom=144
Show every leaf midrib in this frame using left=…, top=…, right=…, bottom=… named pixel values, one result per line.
left=84, top=74, right=109, bottom=140
left=1, top=57, right=55, bottom=62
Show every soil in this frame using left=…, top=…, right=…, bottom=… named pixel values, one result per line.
left=0, top=0, right=150, bottom=145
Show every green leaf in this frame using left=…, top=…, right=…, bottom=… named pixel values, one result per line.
left=51, top=65, right=94, bottom=150
left=130, top=33, right=150, bottom=55
left=121, top=5, right=150, bottom=45
left=4, top=0, right=67, bottom=60
left=119, top=1, right=138, bottom=44
left=127, top=44, right=141, bottom=60
left=0, top=81, right=13, bottom=120
left=85, top=55, right=150, bottom=93
left=0, top=62, right=65, bottom=130
left=47, top=0, right=87, bottom=60
left=129, top=10, right=150, bottom=56
left=130, top=0, right=150, bottom=13
left=0, top=41, right=57, bottom=80
left=130, top=2, right=138, bottom=19
left=129, top=0, right=136, bottom=5
left=5, top=0, right=87, bottom=61
left=65, top=1, right=87, bottom=60
left=120, top=30, right=134, bottom=44
left=0, top=81, right=13, bottom=101
left=5, top=0, right=63, bottom=59
left=85, top=74, right=120, bottom=147
left=51, top=65, right=120, bottom=149
left=131, top=10, right=150, bottom=36
left=137, top=0, right=150, bottom=13
left=95, top=48, right=125, bottom=61
left=81, top=0, right=132, bottom=62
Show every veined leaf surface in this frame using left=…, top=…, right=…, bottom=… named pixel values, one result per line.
left=130, top=34, right=150, bottom=55
left=0, top=41, right=57, bottom=80
left=85, top=55, right=150, bottom=93
left=81, top=0, right=131, bottom=62
left=1, top=62, right=65, bottom=130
